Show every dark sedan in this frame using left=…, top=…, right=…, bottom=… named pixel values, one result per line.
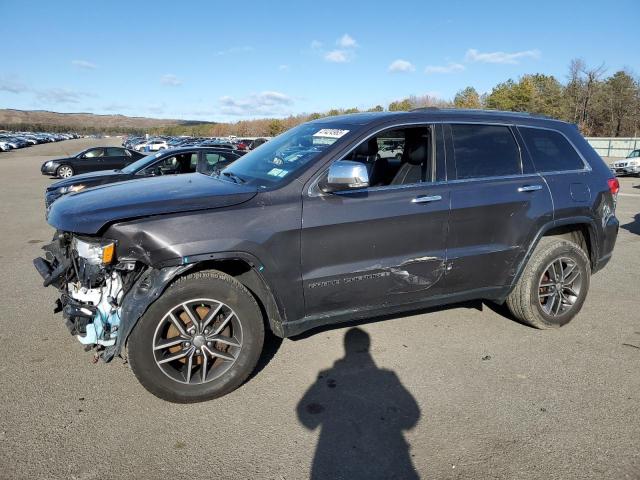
left=44, top=147, right=244, bottom=208
left=40, top=147, right=145, bottom=179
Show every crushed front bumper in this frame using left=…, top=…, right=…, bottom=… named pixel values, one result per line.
left=33, top=234, right=193, bottom=362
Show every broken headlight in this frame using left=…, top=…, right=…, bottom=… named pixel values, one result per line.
left=71, top=237, right=116, bottom=265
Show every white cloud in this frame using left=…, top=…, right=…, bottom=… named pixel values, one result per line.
left=0, top=75, right=28, bottom=94
left=35, top=88, right=92, bottom=104
left=337, top=33, right=357, bottom=48
left=388, top=59, right=415, bottom=73
left=219, top=90, right=294, bottom=116
left=424, top=63, right=465, bottom=74
left=0, top=75, right=95, bottom=105
left=71, top=60, right=97, bottom=70
left=278, top=64, right=290, bottom=71
left=314, top=35, right=358, bottom=63
left=325, top=50, right=350, bottom=63
left=160, top=74, right=182, bottom=86
left=465, top=48, right=541, bottom=64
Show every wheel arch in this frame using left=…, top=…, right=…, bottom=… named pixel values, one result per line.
left=505, top=217, right=597, bottom=299
left=170, top=254, right=286, bottom=338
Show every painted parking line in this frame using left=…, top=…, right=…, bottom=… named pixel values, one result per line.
left=619, top=192, right=640, bottom=198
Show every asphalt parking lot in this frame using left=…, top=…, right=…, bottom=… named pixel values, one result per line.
left=0, top=139, right=638, bottom=480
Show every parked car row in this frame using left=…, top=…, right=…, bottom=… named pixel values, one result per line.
left=0, top=130, right=80, bottom=151
left=42, top=146, right=245, bottom=207
left=123, top=135, right=269, bottom=153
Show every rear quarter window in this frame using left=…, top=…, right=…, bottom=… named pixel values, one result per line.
left=519, top=127, right=585, bottom=172
left=450, top=124, right=521, bottom=179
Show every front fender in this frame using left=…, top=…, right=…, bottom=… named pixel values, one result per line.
left=102, top=264, right=194, bottom=362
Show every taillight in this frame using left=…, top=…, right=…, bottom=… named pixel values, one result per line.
left=607, top=177, right=619, bottom=196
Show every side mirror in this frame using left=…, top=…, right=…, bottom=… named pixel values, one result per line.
left=320, top=160, right=370, bottom=193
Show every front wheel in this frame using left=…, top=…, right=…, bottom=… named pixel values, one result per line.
left=506, top=238, right=590, bottom=329
left=56, top=164, right=74, bottom=178
left=128, top=270, right=265, bottom=403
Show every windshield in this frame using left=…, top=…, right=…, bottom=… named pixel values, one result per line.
left=121, top=151, right=163, bottom=174
left=219, top=123, right=352, bottom=187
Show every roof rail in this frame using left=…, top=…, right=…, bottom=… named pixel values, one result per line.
left=409, top=107, right=552, bottom=119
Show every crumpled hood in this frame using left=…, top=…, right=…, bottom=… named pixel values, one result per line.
left=47, top=173, right=258, bottom=234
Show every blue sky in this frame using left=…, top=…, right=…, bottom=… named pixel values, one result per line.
left=1, top=0, right=638, bottom=122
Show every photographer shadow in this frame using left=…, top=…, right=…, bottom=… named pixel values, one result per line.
left=297, top=328, right=421, bottom=479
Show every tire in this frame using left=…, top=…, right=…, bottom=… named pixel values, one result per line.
left=128, top=270, right=265, bottom=403
left=56, top=164, right=74, bottom=178
left=506, top=237, right=590, bottom=329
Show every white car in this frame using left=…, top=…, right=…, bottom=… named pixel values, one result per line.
left=611, top=149, right=640, bottom=176
left=134, top=139, right=169, bottom=152
left=0, top=141, right=12, bottom=151
left=377, top=141, right=404, bottom=160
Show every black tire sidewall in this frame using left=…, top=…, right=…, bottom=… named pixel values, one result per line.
left=528, top=242, right=590, bottom=327
left=128, top=273, right=264, bottom=403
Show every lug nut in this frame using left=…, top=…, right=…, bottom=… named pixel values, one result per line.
left=207, top=341, right=212, bottom=347
left=204, top=329, right=210, bottom=335
left=195, top=349, right=201, bottom=355
left=184, top=342, right=190, bottom=347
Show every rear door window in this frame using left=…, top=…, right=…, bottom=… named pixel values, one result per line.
left=519, top=127, right=585, bottom=172
left=450, top=124, right=521, bottom=179
left=106, top=147, right=124, bottom=156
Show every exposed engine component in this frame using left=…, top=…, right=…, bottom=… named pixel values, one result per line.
left=67, top=271, right=123, bottom=346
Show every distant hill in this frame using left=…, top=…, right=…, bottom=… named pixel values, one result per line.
left=0, top=109, right=214, bottom=133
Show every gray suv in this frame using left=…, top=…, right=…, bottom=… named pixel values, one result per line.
left=34, top=109, right=619, bottom=402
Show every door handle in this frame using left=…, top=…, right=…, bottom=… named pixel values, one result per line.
left=517, top=185, right=543, bottom=193
left=412, top=195, right=442, bottom=204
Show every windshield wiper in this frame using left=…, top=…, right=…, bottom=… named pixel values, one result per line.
left=221, top=171, right=246, bottom=184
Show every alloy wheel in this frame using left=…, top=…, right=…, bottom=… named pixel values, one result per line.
left=152, top=298, right=243, bottom=385
left=538, top=257, right=583, bottom=317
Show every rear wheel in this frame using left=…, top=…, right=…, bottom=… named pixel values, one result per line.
left=506, top=238, right=590, bottom=329
left=128, top=270, right=265, bottom=402
left=56, top=164, right=74, bottom=178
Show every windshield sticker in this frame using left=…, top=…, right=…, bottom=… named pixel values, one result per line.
left=267, top=168, right=289, bottom=178
left=313, top=129, right=349, bottom=139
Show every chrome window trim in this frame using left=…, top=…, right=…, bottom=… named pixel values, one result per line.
left=306, top=120, right=591, bottom=197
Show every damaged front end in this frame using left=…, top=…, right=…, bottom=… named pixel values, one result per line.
left=33, top=231, right=190, bottom=362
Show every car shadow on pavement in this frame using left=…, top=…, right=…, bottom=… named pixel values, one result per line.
left=621, top=214, right=640, bottom=235
left=296, top=328, right=421, bottom=480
